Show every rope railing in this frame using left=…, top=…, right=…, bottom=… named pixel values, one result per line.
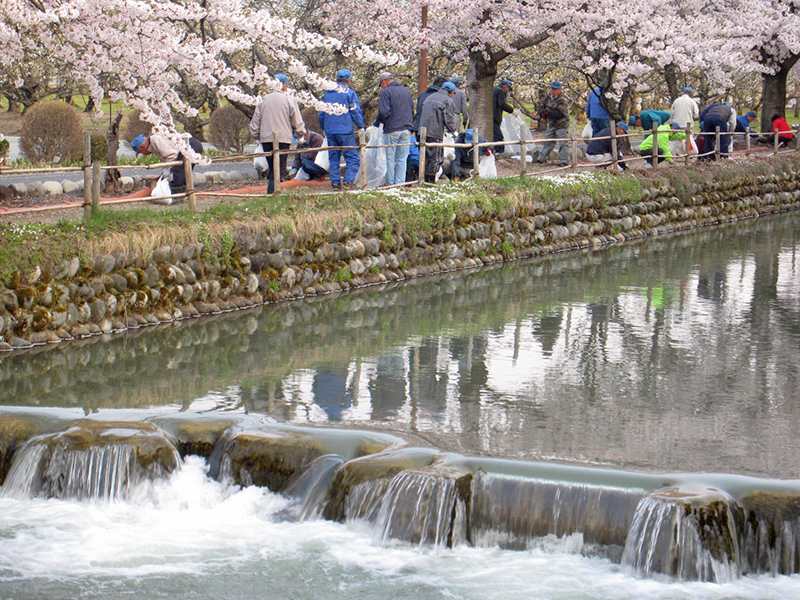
left=1, top=121, right=797, bottom=220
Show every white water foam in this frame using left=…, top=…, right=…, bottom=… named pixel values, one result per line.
left=0, top=457, right=798, bottom=599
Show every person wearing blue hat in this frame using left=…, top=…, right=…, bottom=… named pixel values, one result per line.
left=536, top=81, right=571, bottom=166
left=132, top=132, right=203, bottom=198
left=375, top=71, right=414, bottom=186
left=586, top=87, right=610, bottom=137
left=250, top=73, right=307, bottom=192
left=418, top=80, right=459, bottom=182
left=451, top=128, right=491, bottom=180
left=671, top=86, right=700, bottom=131
left=735, top=110, right=758, bottom=145
left=492, top=78, right=514, bottom=152
left=320, top=69, right=365, bottom=189
left=450, top=76, right=469, bottom=130
left=585, top=121, right=629, bottom=170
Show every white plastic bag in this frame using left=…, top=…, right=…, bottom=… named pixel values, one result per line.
left=582, top=123, right=593, bottom=140
left=500, top=113, right=536, bottom=155
left=478, top=153, right=497, bottom=179
left=443, top=133, right=456, bottom=162
left=363, top=125, right=387, bottom=189
left=151, top=176, right=174, bottom=205
left=314, top=136, right=330, bottom=171
left=252, top=144, right=268, bottom=174
left=294, top=168, right=311, bottom=181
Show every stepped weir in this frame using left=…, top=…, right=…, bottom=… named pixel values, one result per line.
left=2, top=410, right=799, bottom=583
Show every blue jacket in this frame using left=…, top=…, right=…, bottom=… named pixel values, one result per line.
left=319, top=84, right=365, bottom=134
left=735, top=115, right=754, bottom=134
left=376, top=81, right=414, bottom=134
left=586, top=87, right=610, bottom=120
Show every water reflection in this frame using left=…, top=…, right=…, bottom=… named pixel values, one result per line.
left=2, top=214, right=799, bottom=477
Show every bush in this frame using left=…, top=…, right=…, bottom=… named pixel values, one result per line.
left=208, top=105, right=251, bottom=153
left=90, top=132, right=108, bottom=163
left=123, top=109, right=152, bottom=143
left=20, top=101, right=83, bottom=164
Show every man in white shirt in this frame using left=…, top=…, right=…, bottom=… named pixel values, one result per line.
left=670, top=86, right=700, bottom=131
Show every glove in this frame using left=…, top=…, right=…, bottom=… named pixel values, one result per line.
left=288, top=168, right=298, bottom=178
left=539, top=110, right=549, bottom=119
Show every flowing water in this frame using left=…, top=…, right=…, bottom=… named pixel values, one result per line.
left=1, top=212, right=800, bottom=598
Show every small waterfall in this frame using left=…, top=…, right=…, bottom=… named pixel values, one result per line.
left=739, top=492, right=800, bottom=575
left=470, top=471, right=642, bottom=557
left=280, top=454, right=346, bottom=521
left=621, top=488, right=741, bottom=582
left=0, top=424, right=181, bottom=501
left=345, top=470, right=467, bottom=548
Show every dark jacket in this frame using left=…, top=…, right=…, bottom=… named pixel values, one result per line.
left=493, top=85, right=514, bottom=124
left=414, top=84, right=440, bottom=132
left=419, top=89, right=458, bottom=140
left=538, top=92, right=570, bottom=129
left=700, top=104, right=733, bottom=123
left=586, top=127, right=614, bottom=155
left=376, top=81, right=414, bottom=134
left=452, top=129, right=490, bottom=175
left=291, top=131, right=324, bottom=171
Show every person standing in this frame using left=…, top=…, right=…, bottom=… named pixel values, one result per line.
left=493, top=78, right=514, bottom=153
left=131, top=133, right=203, bottom=195
left=375, top=72, right=414, bottom=186
left=414, top=76, right=445, bottom=135
left=586, top=87, right=610, bottom=136
left=536, top=81, right=570, bottom=166
left=670, top=86, right=700, bottom=130
left=419, top=81, right=459, bottom=182
left=249, top=73, right=307, bottom=193
left=320, top=69, right=366, bottom=189
left=451, top=76, right=469, bottom=130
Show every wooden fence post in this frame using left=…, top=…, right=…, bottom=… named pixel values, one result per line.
left=272, top=132, right=281, bottom=194
left=418, top=127, right=427, bottom=184
left=184, top=155, right=196, bottom=212
left=359, top=129, right=367, bottom=189
left=715, top=126, right=721, bottom=160
left=610, top=123, right=618, bottom=170
left=652, top=125, right=659, bottom=168
left=472, top=128, right=480, bottom=179
left=91, top=160, right=100, bottom=213
left=773, top=130, right=779, bottom=155
left=519, top=122, right=527, bottom=176
left=570, top=123, right=578, bottom=171
left=83, top=131, right=92, bottom=220
left=684, top=123, right=691, bottom=168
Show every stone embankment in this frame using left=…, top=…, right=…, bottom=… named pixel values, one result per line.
left=2, top=168, right=800, bottom=350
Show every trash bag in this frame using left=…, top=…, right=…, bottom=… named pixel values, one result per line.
left=252, top=144, right=268, bottom=175
left=443, top=133, right=456, bottom=162
left=500, top=113, right=535, bottom=155
left=363, top=125, right=387, bottom=189
left=478, top=153, right=497, bottom=179
left=314, top=137, right=330, bottom=171
left=151, top=176, right=175, bottom=205
left=581, top=123, right=593, bottom=140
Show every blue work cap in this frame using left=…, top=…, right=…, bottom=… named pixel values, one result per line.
left=628, top=115, right=638, bottom=127
left=336, top=69, right=351, bottom=81
left=549, top=81, right=562, bottom=89
left=746, top=111, right=756, bottom=118
left=683, top=86, right=693, bottom=94
left=275, top=73, right=288, bottom=84
left=672, top=122, right=683, bottom=130
left=131, top=134, right=146, bottom=155
left=442, top=82, right=456, bottom=92
left=616, top=121, right=629, bottom=133
left=501, top=78, right=513, bottom=88
left=451, top=76, right=462, bottom=85
left=464, top=129, right=474, bottom=144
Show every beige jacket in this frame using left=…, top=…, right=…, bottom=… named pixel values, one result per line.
left=148, top=135, right=179, bottom=162
left=250, top=91, right=306, bottom=144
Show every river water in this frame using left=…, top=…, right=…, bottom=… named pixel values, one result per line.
left=1, top=212, right=799, bottom=598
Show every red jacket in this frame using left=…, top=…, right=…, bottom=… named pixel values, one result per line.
left=771, top=117, right=794, bottom=139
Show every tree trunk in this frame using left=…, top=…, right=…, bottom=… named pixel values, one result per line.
left=760, top=55, right=800, bottom=132
left=105, top=112, right=123, bottom=194
left=466, top=49, right=498, bottom=142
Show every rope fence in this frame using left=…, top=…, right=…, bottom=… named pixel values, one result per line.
left=1, top=121, right=798, bottom=220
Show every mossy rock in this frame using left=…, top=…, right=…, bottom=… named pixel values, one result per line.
left=169, top=418, right=235, bottom=458
left=220, top=430, right=327, bottom=492
left=0, top=414, right=41, bottom=484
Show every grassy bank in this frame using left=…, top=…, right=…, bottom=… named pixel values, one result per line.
left=1, top=154, right=797, bottom=285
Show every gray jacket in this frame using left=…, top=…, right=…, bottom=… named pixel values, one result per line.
left=452, top=87, right=468, bottom=125
left=250, top=91, right=306, bottom=144
left=418, top=89, right=458, bottom=140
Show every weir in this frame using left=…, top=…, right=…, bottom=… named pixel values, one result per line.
left=1, top=410, right=800, bottom=582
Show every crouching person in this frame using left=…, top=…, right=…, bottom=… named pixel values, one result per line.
left=289, top=131, right=328, bottom=180
left=132, top=133, right=203, bottom=196
left=451, top=129, right=491, bottom=180
left=586, top=121, right=629, bottom=170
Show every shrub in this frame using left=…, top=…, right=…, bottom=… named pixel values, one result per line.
left=208, top=105, right=251, bottom=153
left=122, top=109, right=152, bottom=143
left=90, top=132, right=108, bottom=163
left=20, top=101, right=83, bottom=164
